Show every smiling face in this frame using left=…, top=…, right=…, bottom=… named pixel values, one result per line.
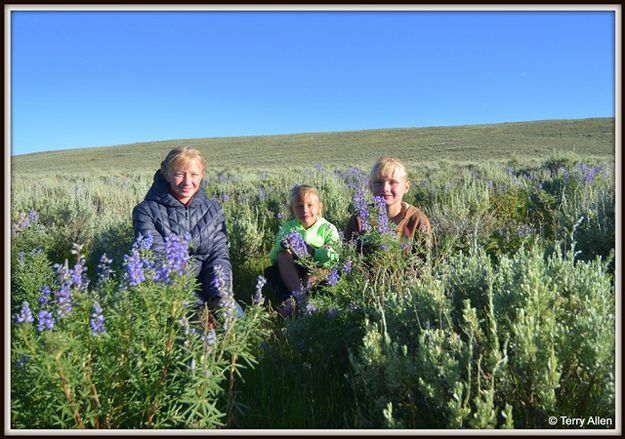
left=370, top=169, right=410, bottom=211
left=166, top=159, right=204, bottom=205
left=292, top=192, right=322, bottom=229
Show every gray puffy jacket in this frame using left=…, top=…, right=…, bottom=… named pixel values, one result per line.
left=132, top=170, right=231, bottom=302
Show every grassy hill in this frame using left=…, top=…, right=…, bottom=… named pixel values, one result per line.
left=11, top=117, right=615, bottom=175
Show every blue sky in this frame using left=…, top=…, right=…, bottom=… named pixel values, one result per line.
left=10, top=9, right=616, bottom=156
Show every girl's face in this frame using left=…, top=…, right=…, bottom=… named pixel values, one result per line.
left=292, top=192, right=322, bottom=229
left=167, top=159, right=204, bottom=204
left=371, top=170, right=410, bottom=209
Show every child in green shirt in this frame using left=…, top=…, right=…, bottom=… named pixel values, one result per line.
left=264, top=184, right=340, bottom=305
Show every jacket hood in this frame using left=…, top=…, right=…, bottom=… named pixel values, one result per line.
left=145, top=170, right=209, bottom=208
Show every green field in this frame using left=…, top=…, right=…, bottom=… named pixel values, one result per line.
left=10, top=117, right=616, bottom=429
left=12, top=117, right=615, bottom=175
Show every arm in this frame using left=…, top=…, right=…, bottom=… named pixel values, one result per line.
left=268, top=223, right=290, bottom=265
left=132, top=202, right=165, bottom=253
left=313, top=223, right=341, bottom=267
left=344, top=214, right=361, bottom=243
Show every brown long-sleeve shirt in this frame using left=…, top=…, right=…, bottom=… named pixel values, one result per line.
left=345, top=202, right=432, bottom=253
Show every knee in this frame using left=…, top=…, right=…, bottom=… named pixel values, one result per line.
left=277, top=250, right=294, bottom=265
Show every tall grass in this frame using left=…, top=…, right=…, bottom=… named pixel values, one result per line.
left=10, top=152, right=615, bottom=429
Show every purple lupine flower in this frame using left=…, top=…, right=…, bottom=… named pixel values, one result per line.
left=133, top=232, right=154, bottom=251
left=124, top=249, right=145, bottom=286
left=153, top=264, right=171, bottom=284
left=291, top=288, right=308, bottom=309
left=401, top=241, right=413, bottom=252
left=11, top=210, right=39, bottom=234
left=284, top=231, right=309, bottom=259
left=17, top=221, right=29, bottom=233
left=505, top=166, right=514, bottom=176
left=342, top=167, right=367, bottom=191
left=70, top=258, right=89, bottom=291
left=516, top=223, right=534, bottom=239
left=353, top=187, right=371, bottom=232
left=305, top=303, right=317, bottom=315
left=326, top=307, right=338, bottom=318
left=15, top=301, right=34, bottom=323
left=164, top=234, right=190, bottom=276
left=96, top=254, right=113, bottom=286
left=53, top=262, right=71, bottom=286
left=600, top=162, right=609, bottom=177
left=486, top=179, right=494, bottom=188
left=278, top=299, right=294, bottom=317
left=253, top=275, right=267, bottom=306
left=373, top=196, right=390, bottom=234
left=215, top=266, right=236, bottom=331
left=221, top=194, right=230, bottom=202
left=18, top=252, right=26, bottom=264
left=347, top=302, right=358, bottom=312
left=18, top=217, right=31, bottom=231
left=90, top=302, right=106, bottom=335
left=141, top=257, right=156, bottom=274
left=16, top=355, right=29, bottom=368
left=327, top=267, right=339, bottom=286
left=27, top=209, right=39, bottom=224
left=577, top=163, right=601, bottom=183
left=276, top=212, right=283, bottom=220
left=341, top=258, right=352, bottom=274
left=557, top=166, right=570, bottom=181
left=203, top=329, right=217, bottom=353
left=57, top=283, right=73, bottom=318
left=38, top=285, right=52, bottom=307
left=37, top=310, right=55, bottom=332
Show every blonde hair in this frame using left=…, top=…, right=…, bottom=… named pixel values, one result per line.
left=369, top=156, right=408, bottom=185
left=160, top=146, right=207, bottom=177
left=288, top=184, right=323, bottom=217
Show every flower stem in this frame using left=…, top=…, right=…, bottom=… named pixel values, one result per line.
left=56, top=360, right=85, bottom=428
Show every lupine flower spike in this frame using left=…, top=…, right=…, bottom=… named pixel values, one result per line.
left=284, top=231, right=309, bottom=258
left=37, top=310, right=55, bottom=332
left=15, top=301, right=34, bottom=323
left=90, top=302, right=106, bottom=335
left=327, top=267, right=339, bottom=286
left=373, top=196, right=390, bottom=234
left=215, top=266, right=236, bottom=331
left=96, top=254, right=113, bottom=286
left=253, top=275, right=267, bottom=306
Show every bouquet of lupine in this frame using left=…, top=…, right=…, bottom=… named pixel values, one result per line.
left=351, top=192, right=403, bottom=253
left=346, top=190, right=427, bottom=279
left=281, top=230, right=312, bottom=260
left=11, top=233, right=270, bottom=429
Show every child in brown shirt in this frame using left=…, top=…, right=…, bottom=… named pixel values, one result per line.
left=345, top=157, right=432, bottom=253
